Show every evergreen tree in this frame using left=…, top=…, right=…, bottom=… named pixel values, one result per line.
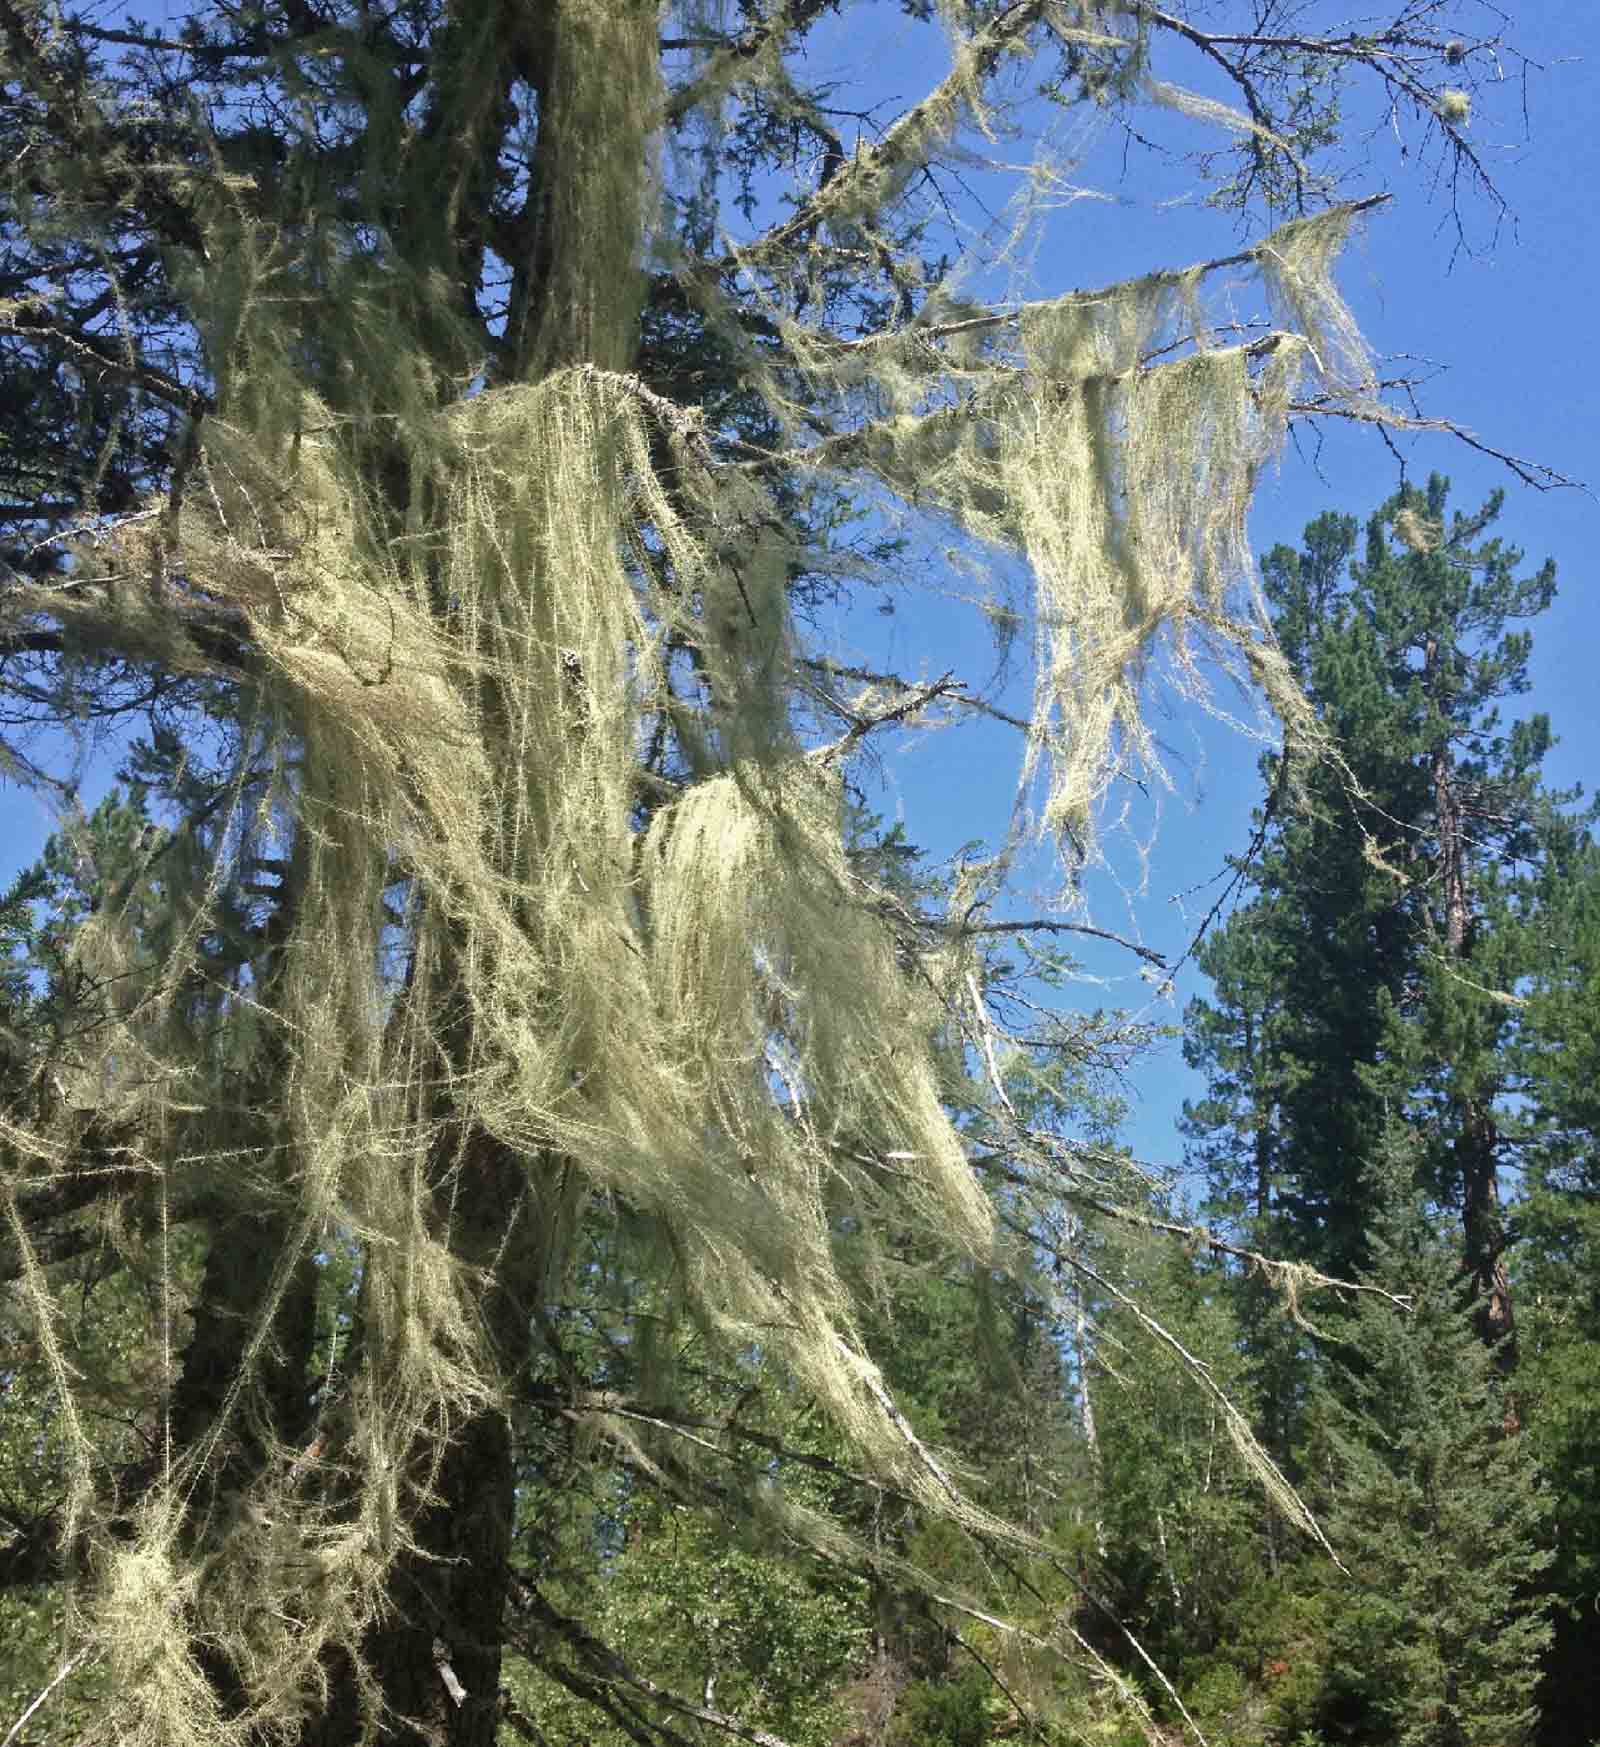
left=1184, top=479, right=1567, bottom=1346
left=1511, top=841, right=1600, bottom=1747
left=1182, top=479, right=1589, bottom=1747
left=1292, top=1142, right=1550, bottom=1747
left=1088, top=1225, right=1269, bottom=1686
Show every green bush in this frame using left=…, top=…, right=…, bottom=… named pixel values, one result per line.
left=890, top=1671, right=994, bottom=1747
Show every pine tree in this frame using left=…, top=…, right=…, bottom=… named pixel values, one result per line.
left=1181, top=480, right=1586, bottom=1747
left=1511, top=840, right=1600, bottom=1747
left=1184, top=479, right=1568, bottom=1346
left=1088, top=1225, right=1268, bottom=1680
left=1295, top=1142, right=1550, bottom=1747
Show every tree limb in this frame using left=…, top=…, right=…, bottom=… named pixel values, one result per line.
left=960, top=917, right=1167, bottom=969
left=732, top=0, right=1048, bottom=267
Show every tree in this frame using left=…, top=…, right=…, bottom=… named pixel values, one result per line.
left=1181, top=481, right=1587, bottom=1747
left=1085, top=1218, right=1270, bottom=1687
left=1184, top=480, right=1569, bottom=1354
left=1511, top=841, right=1600, bottom=1747
left=1291, top=1142, right=1550, bottom=1747
left=0, top=3, right=1538, bottom=1743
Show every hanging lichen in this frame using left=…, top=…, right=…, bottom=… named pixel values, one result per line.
left=805, top=205, right=1369, bottom=854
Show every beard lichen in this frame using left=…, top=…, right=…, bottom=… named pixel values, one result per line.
left=807, top=204, right=1368, bottom=852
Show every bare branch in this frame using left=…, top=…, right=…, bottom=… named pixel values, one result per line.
left=804, top=656, right=1031, bottom=732
left=1141, top=6, right=1512, bottom=215
left=1287, top=397, right=1588, bottom=492
left=810, top=672, right=964, bottom=765
left=1, top=1648, right=89, bottom=1747
left=0, top=299, right=210, bottom=417
left=960, top=916, right=1168, bottom=969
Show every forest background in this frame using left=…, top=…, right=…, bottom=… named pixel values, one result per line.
left=2, top=4, right=1599, bottom=1747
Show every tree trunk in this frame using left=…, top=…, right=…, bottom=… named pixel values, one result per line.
left=295, top=5, right=659, bottom=1740
left=305, top=1136, right=538, bottom=1747
left=1426, top=642, right=1516, bottom=1377
left=1459, top=1103, right=1517, bottom=1373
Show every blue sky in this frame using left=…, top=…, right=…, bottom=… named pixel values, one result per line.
left=3, top=2, right=1594, bottom=1183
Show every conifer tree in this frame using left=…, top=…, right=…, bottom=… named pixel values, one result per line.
left=0, top=3, right=1543, bottom=1742
left=1511, top=842, right=1600, bottom=1747
left=1184, top=479, right=1567, bottom=1349
left=1087, top=1223, right=1267, bottom=1684
left=1181, top=480, right=1584, bottom=1747
left=1293, top=1140, right=1550, bottom=1747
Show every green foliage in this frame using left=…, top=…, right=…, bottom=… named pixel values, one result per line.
left=1090, top=1230, right=1269, bottom=1670
left=1512, top=843, right=1600, bottom=1747
left=889, top=1668, right=994, bottom=1747
left=1178, top=478, right=1589, bottom=1747
left=508, top=1495, right=868, bottom=1747
left=1291, top=1166, right=1551, bottom=1747
left=1185, top=477, right=1565, bottom=1282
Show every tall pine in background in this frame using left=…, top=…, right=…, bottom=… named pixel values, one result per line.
left=1184, top=477, right=1567, bottom=1355
left=1182, top=478, right=1585, bottom=1747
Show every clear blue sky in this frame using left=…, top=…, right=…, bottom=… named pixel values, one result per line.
left=3, top=3, right=1594, bottom=1184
